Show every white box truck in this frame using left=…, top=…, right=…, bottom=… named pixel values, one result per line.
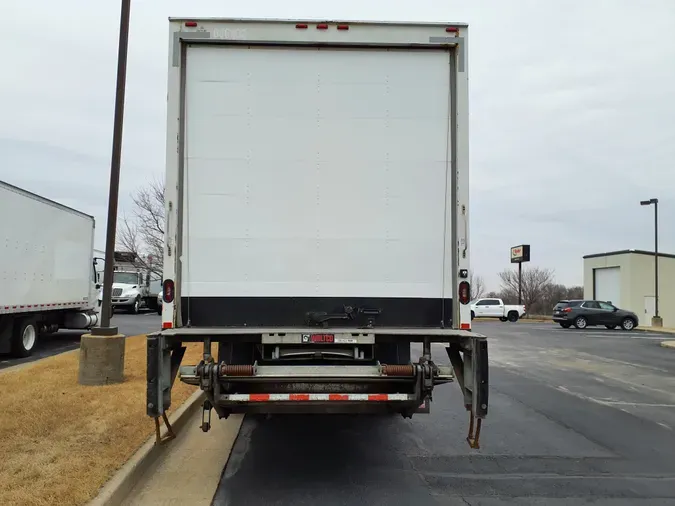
left=148, top=18, right=489, bottom=448
left=0, top=180, right=101, bottom=357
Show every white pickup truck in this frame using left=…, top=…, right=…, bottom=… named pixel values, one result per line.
left=470, top=298, right=526, bottom=322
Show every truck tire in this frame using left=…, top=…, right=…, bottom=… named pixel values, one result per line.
left=131, top=297, right=141, bottom=315
left=376, top=343, right=411, bottom=365
left=11, top=318, right=39, bottom=358
left=507, top=311, right=519, bottom=322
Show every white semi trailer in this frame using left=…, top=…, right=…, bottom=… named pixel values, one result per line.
left=147, top=18, right=488, bottom=448
left=0, top=180, right=101, bottom=357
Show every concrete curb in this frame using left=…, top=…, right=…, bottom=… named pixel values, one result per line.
left=88, top=389, right=206, bottom=506
left=660, top=341, right=675, bottom=349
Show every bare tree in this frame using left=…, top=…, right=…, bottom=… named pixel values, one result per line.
left=498, top=266, right=555, bottom=315
left=469, top=270, right=486, bottom=300
left=117, top=178, right=165, bottom=277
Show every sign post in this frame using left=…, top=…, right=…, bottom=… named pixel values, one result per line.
left=510, top=245, right=531, bottom=305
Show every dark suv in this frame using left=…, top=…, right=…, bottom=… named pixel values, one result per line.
left=552, top=299, right=639, bottom=331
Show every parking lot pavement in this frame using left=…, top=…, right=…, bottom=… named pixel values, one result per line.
left=0, top=312, right=161, bottom=370
left=211, top=321, right=675, bottom=506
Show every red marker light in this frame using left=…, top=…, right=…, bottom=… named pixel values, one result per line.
left=295, top=23, right=308, bottom=29
left=163, top=279, right=175, bottom=303
left=445, top=27, right=459, bottom=33
left=337, top=24, right=349, bottom=30
left=459, top=281, right=471, bottom=305
left=317, top=23, right=329, bottom=30
left=184, top=21, right=198, bottom=27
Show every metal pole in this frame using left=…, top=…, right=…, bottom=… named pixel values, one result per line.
left=95, top=0, right=131, bottom=334
left=518, top=262, right=522, bottom=305
left=655, top=200, right=659, bottom=318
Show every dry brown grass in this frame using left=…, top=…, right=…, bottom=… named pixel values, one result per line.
left=0, top=335, right=210, bottom=506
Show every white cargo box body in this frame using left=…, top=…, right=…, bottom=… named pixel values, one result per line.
left=163, top=19, right=470, bottom=329
left=0, top=181, right=96, bottom=314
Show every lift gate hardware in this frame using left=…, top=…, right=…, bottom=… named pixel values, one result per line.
left=147, top=333, right=488, bottom=449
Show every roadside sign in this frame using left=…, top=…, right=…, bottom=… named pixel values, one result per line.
left=510, top=244, right=530, bottom=263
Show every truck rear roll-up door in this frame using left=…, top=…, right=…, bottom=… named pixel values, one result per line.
left=179, top=44, right=453, bottom=328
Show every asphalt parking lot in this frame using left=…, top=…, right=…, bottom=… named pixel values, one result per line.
left=0, top=312, right=161, bottom=370
left=212, top=321, right=675, bottom=506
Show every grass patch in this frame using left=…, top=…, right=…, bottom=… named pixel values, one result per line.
left=0, top=334, right=210, bottom=506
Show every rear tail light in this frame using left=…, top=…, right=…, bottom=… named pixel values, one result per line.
left=459, top=281, right=471, bottom=305
left=563, top=307, right=572, bottom=313
left=163, top=279, right=175, bottom=303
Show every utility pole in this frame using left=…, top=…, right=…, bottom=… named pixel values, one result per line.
left=79, top=0, right=132, bottom=385
left=640, top=198, right=661, bottom=327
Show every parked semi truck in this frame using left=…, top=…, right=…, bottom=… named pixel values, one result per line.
left=97, top=251, right=162, bottom=314
left=147, top=18, right=489, bottom=448
left=0, top=180, right=101, bottom=357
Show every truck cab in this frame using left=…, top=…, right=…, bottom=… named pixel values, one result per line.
left=97, top=251, right=161, bottom=314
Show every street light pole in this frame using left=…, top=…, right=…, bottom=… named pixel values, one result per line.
left=640, top=198, right=661, bottom=327
left=78, top=0, right=131, bottom=385
left=654, top=199, right=659, bottom=319
left=98, top=0, right=131, bottom=333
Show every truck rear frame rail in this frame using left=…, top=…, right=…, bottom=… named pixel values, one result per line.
left=146, top=328, right=488, bottom=448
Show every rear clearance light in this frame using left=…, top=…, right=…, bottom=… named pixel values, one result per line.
left=316, top=23, right=329, bottom=30
left=163, top=279, right=175, bottom=303
left=337, top=24, right=349, bottom=30
left=162, top=321, right=173, bottom=329
left=458, top=281, right=471, bottom=304
left=184, top=21, right=198, bottom=27
left=563, top=307, right=572, bottom=313
left=295, top=23, right=308, bottom=29
left=445, top=27, right=459, bottom=33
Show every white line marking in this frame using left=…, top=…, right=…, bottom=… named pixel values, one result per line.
left=556, top=386, right=675, bottom=408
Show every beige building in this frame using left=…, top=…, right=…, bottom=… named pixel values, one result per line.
left=583, top=249, right=675, bottom=328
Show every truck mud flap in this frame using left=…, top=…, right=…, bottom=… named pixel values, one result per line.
left=446, top=336, right=488, bottom=448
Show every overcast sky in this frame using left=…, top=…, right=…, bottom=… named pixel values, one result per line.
left=2, top=0, right=674, bottom=291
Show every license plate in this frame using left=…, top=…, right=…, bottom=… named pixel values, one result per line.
left=302, top=333, right=335, bottom=343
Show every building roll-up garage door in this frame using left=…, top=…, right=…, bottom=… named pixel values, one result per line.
left=594, top=267, right=621, bottom=307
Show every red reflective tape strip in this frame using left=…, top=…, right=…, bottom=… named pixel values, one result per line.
left=368, top=394, right=388, bottom=401
left=289, top=394, right=310, bottom=401
left=249, top=394, right=270, bottom=402
left=460, top=323, right=471, bottom=330
left=329, top=394, right=349, bottom=401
